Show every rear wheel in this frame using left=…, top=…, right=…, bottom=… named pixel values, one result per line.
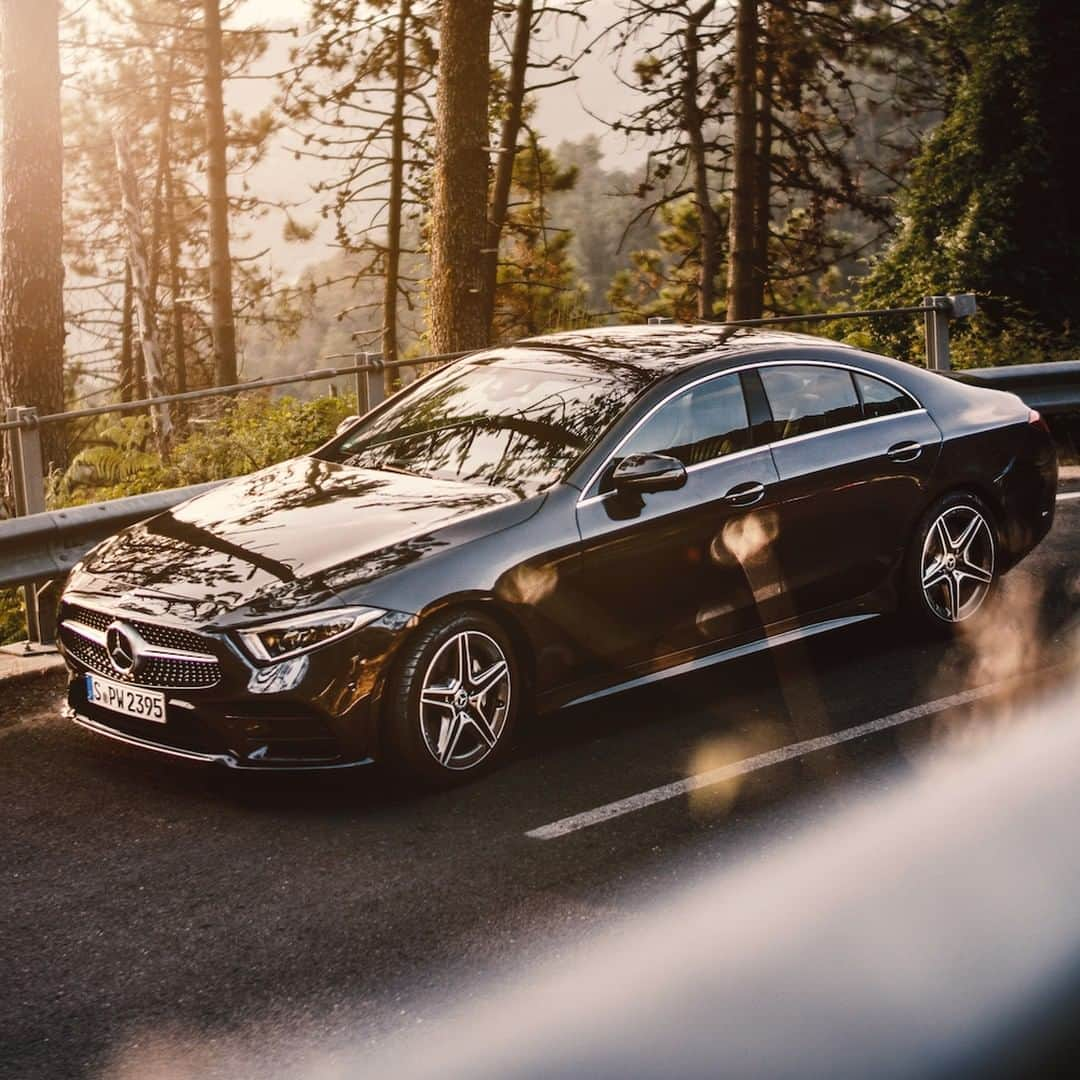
left=381, top=609, right=520, bottom=786
left=906, top=492, right=997, bottom=631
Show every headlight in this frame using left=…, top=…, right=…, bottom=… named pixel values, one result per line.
left=238, top=606, right=385, bottom=663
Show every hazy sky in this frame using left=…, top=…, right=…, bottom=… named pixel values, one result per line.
left=227, top=0, right=644, bottom=271
left=238, top=0, right=637, bottom=148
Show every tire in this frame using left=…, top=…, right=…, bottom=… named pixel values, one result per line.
left=380, top=608, right=521, bottom=786
left=904, top=491, right=998, bottom=633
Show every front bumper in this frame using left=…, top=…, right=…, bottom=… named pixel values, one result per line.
left=65, top=708, right=374, bottom=771
left=58, top=596, right=413, bottom=770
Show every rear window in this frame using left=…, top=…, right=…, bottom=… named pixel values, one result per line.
left=854, top=372, right=918, bottom=419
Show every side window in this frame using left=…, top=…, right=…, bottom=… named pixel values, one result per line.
left=618, top=373, right=751, bottom=470
left=854, top=372, right=917, bottom=419
left=759, top=365, right=861, bottom=441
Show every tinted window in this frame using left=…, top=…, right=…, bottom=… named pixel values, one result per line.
left=759, top=365, right=861, bottom=440
left=323, top=359, right=647, bottom=497
left=618, top=373, right=751, bottom=468
left=854, top=371, right=917, bottom=419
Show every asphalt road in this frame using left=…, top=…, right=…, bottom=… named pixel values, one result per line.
left=2, top=492, right=1079, bottom=1080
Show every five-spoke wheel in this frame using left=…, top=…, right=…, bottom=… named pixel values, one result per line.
left=418, top=630, right=512, bottom=770
left=381, top=609, right=520, bottom=785
left=910, top=493, right=997, bottom=628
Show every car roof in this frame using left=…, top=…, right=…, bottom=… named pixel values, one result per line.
left=507, top=323, right=857, bottom=376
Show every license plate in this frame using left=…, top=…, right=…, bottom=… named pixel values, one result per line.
left=86, top=674, right=166, bottom=724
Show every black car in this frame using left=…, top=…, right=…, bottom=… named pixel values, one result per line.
left=57, top=325, right=1058, bottom=784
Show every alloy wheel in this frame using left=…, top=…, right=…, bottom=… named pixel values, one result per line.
left=920, top=504, right=995, bottom=623
left=418, top=630, right=512, bottom=770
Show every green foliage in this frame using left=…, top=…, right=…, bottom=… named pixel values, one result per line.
left=48, top=394, right=356, bottom=507
left=609, top=198, right=852, bottom=322
left=492, top=135, right=591, bottom=340
left=0, top=589, right=26, bottom=647
left=609, top=198, right=720, bottom=322
left=858, top=0, right=1080, bottom=362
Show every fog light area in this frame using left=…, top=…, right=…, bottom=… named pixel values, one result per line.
left=247, top=654, right=309, bottom=695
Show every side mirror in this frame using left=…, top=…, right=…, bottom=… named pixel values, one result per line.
left=335, top=415, right=360, bottom=437
left=611, top=452, right=687, bottom=495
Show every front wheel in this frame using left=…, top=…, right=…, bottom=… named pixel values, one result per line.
left=381, top=609, right=520, bottom=786
left=905, top=492, right=997, bottom=632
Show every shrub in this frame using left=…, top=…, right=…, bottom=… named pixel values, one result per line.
left=49, top=392, right=356, bottom=508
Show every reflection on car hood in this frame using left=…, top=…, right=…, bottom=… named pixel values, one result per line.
left=72, top=456, right=524, bottom=622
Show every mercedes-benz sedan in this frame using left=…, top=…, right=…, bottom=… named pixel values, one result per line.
left=58, top=325, right=1057, bottom=784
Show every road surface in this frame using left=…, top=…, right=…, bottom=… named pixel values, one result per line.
left=2, top=490, right=1078, bottom=1079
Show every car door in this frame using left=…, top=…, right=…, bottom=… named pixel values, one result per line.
left=757, top=362, right=942, bottom=618
left=574, top=371, right=784, bottom=676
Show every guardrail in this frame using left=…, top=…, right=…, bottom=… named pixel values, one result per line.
left=1, top=296, right=1074, bottom=650
left=0, top=482, right=223, bottom=591
left=951, top=360, right=1080, bottom=414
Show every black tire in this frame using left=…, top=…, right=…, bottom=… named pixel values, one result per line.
left=903, top=491, right=998, bottom=634
left=380, top=608, right=521, bottom=787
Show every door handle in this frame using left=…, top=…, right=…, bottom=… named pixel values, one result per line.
left=887, top=440, right=922, bottom=463
left=723, top=480, right=766, bottom=507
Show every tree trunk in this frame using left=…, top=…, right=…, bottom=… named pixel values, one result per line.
left=684, top=1, right=719, bottom=319
left=119, top=262, right=135, bottom=402
left=147, top=59, right=175, bottom=327
left=750, top=4, right=773, bottom=317
left=164, top=159, right=187, bottom=403
left=0, top=0, right=67, bottom=493
left=480, top=0, right=533, bottom=339
left=203, top=0, right=238, bottom=387
left=725, top=0, right=759, bottom=321
left=428, top=0, right=495, bottom=353
left=382, top=0, right=410, bottom=394
left=114, top=131, right=172, bottom=455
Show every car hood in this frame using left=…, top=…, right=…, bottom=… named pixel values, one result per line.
left=71, top=456, right=531, bottom=624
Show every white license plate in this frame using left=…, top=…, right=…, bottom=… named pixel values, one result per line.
left=86, top=674, right=166, bottom=724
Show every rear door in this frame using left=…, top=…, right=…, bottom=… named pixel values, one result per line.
left=757, top=362, right=942, bottom=618
left=574, top=371, right=784, bottom=675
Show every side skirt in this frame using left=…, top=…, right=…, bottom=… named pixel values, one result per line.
left=560, top=613, right=882, bottom=711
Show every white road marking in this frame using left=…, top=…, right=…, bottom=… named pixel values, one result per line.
left=527, top=677, right=1034, bottom=840
left=528, top=494, right=1080, bottom=839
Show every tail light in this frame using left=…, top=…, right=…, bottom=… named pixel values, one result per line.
left=1028, top=408, right=1051, bottom=435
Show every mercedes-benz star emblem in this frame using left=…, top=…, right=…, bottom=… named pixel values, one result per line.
left=105, top=622, right=142, bottom=676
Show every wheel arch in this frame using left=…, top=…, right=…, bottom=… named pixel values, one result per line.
left=929, top=480, right=1011, bottom=565
left=399, top=591, right=538, bottom=699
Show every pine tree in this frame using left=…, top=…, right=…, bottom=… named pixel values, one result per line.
left=610, top=0, right=943, bottom=321
left=203, top=0, right=238, bottom=386
left=62, top=0, right=283, bottom=410
left=282, top=0, right=438, bottom=388
left=491, top=134, right=588, bottom=340
left=859, top=0, right=1080, bottom=359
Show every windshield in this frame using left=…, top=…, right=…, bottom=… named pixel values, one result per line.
left=319, top=356, right=646, bottom=496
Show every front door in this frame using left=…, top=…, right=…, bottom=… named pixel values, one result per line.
left=574, top=372, right=785, bottom=679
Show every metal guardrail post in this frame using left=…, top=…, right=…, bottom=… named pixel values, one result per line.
left=365, top=352, right=386, bottom=410
left=3, top=406, right=56, bottom=646
left=5, top=407, right=46, bottom=517
left=354, top=365, right=369, bottom=414
left=924, top=294, right=978, bottom=372
left=923, top=296, right=951, bottom=371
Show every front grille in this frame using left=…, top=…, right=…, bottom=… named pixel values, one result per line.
left=60, top=605, right=223, bottom=691
left=65, top=603, right=211, bottom=655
